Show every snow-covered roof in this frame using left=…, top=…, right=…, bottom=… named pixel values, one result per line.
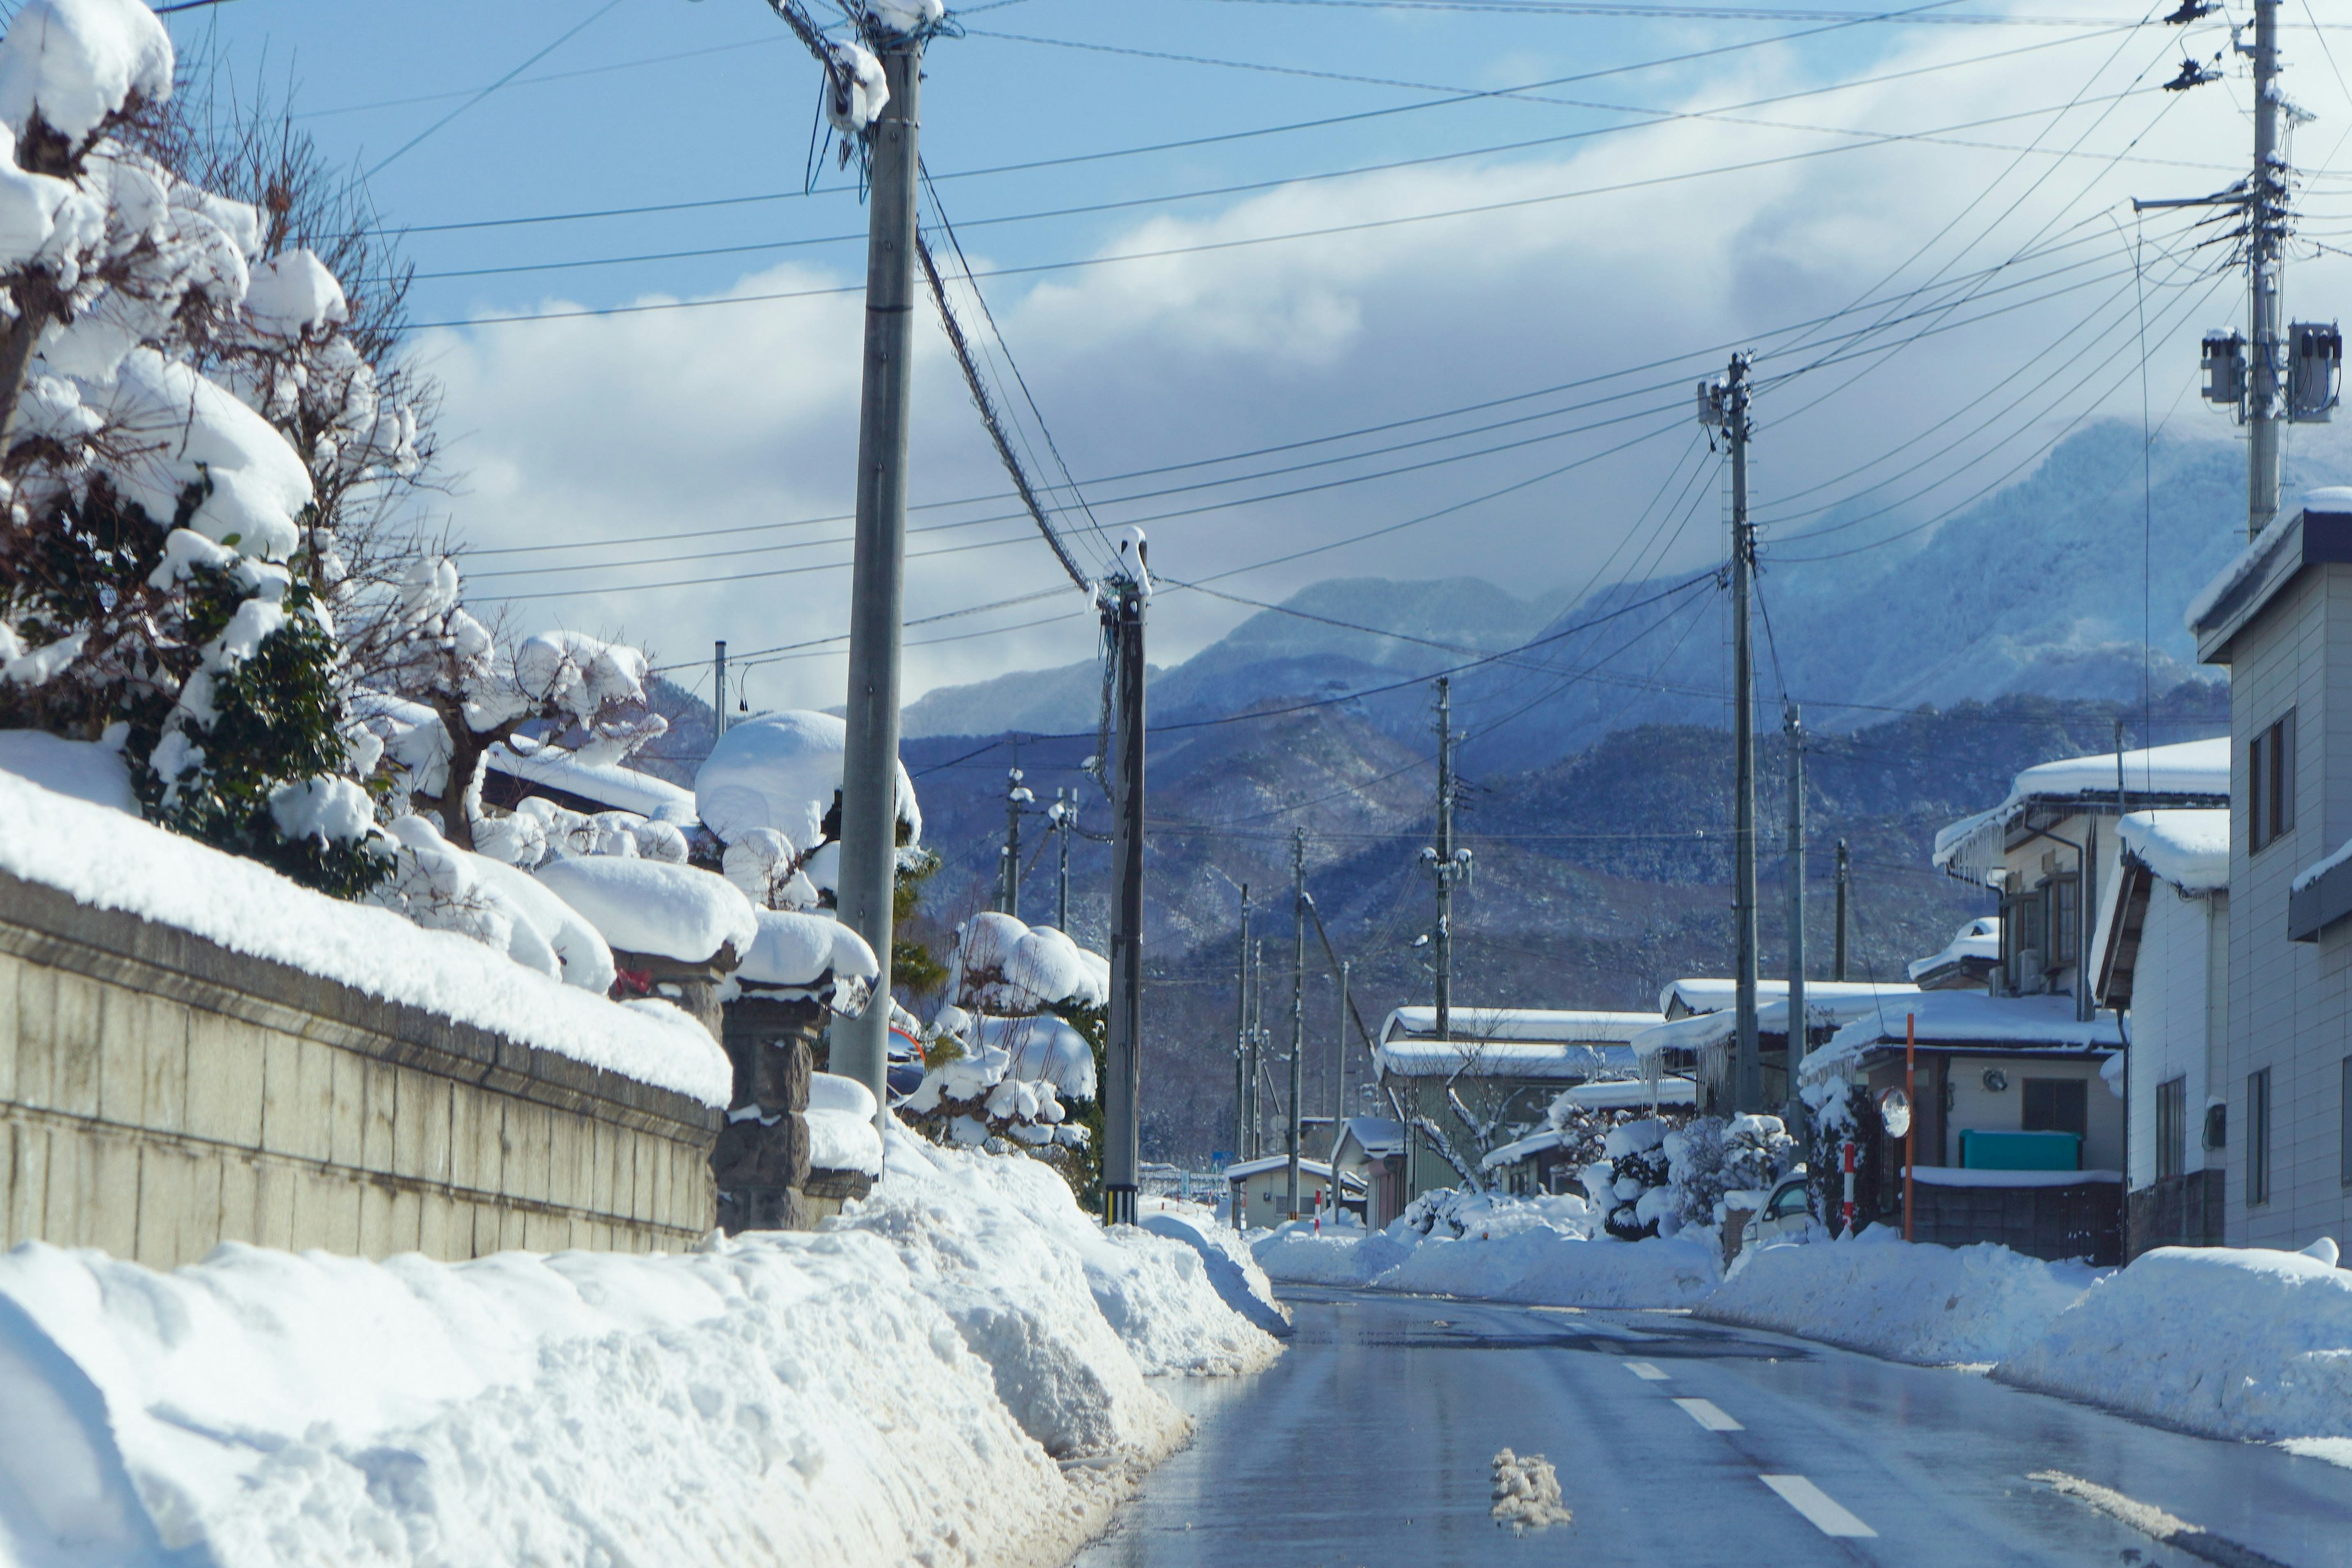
left=1374, top=1039, right=1635, bottom=1081
left=1332, top=1116, right=1406, bottom=1161
left=1480, top=1128, right=1564, bottom=1170
left=1801, top=992, right=2120, bottom=1087
left=1556, top=1076, right=1698, bottom=1111
left=1222, top=1154, right=1360, bottom=1188
left=1931, top=738, right=2231, bottom=886
left=1379, top=1006, right=1661, bottom=1046
left=1907, top=917, right=2002, bottom=982
left=1632, top=987, right=1907, bottom=1065
left=0, top=769, right=729, bottom=1105
left=1657, top=977, right=1916, bottom=1019
left=2187, top=487, right=2352, bottom=648
left=486, top=738, right=698, bottom=824
left=2123, top=809, right=2229, bottom=894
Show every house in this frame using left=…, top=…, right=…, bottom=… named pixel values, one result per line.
left=1909, top=918, right=2003, bottom=991
left=1642, top=980, right=1919, bottom=1112
left=2092, top=809, right=2230, bottom=1251
left=1224, top=1155, right=1362, bottom=1231
left=1479, top=1076, right=1697, bottom=1197
left=2188, top=484, right=2352, bottom=1251
left=1373, top=1007, right=1659, bottom=1208
left=1329, top=1117, right=1408, bottom=1227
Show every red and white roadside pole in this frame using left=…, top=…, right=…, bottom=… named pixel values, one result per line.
left=1839, top=1139, right=1857, bottom=1235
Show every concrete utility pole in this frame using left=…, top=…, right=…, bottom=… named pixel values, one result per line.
left=1702, top=352, right=1763, bottom=1114
left=713, top=641, right=728, bottom=741
left=1785, top=703, right=1808, bottom=1109
left=1332, top=958, right=1350, bottom=1161
left=1232, top=883, right=1251, bottom=1186
left=1287, top=827, right=1307, bottom=1221
left=1427, top=677, right=1469, bottom=1039
left=1248, top=938, right=1265, bottom=1158
left=1833, top=839, right=1851, bottom=982
left=1054, top=788, right=1073, bottom=932
left=831, top=39, right=924, bottom=1128
left=2247, top=0, right=2285, bottom=541
left=998, top=766, right=1030, bottom=917
left=1101, top=567, right=1148, bottom=1226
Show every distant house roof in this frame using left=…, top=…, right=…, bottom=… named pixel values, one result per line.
left=1801, top=992, right=2121, bottom=1088
left=2190, top=488, right=2352, bottom=662
left=1331, top=1117, right=1406, bottom=1165
left=1480, top=1128, right=1565, bottom=1170
left=1223, top=1154, right=1360, bottom=1189
left=1556, top=1076, right=1698, bottom=1111
left=1907, top=917, right=2002, bottom=989
left=485, top=739, right=699, bottom=824
left=1931, top=738, right=2229, bottom=888
left=1379, top=1006, right=1660, bottom=1046
left=1634, top=987, right=1913, bottom=1066
left=1657, top=978, right=1916, bottom=1020
left=1374, top=1039, right=1636, bottom=1082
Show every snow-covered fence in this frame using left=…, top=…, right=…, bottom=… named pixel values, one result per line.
left=0, top=862, right=721, bottom=1267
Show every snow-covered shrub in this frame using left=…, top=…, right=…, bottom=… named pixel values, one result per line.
left=1599, top=1118, right=1671, bottom=1241
left=1400, top=1186, right=1592, bottom=1243
left=1662, top=1114, right=1796, bottom=1236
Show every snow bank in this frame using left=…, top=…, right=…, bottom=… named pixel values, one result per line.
left=533, top=854, right=759, bottom=963
left=1996, top=1243, right=2352, bottom=1447
left=0, top=769, right=728, bottom=1105
left=1699, top=1229, right=2104, bottom=1365
left=1254, top=1191, right=1719, bottom=1309
left=0, top=1135, right=1278, bottom=1568
left=1140, top=1200, right=1291, bottom=1339
left=0, top=727, right=133, bottom=812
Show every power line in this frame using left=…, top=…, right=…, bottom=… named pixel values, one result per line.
left=363, top=0, right=625, bottom=178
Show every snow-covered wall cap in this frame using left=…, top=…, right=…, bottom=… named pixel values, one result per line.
left=2122, top=809, right=2229, bottom=893
left=694, top=710, right=919, bottom=849
left=0, top=0, right=173, bottom=142
left=488, top=737, right=698, bottom=824
left=532, top=856, right=758, bottom=965
left=1930, top=736, right=2231, bottom=884
left=0, top=769, right=728, bottom=1104
left=1379, top=1005, right=1660, bottom=1045
left=734, top=908, right=877, bottom=990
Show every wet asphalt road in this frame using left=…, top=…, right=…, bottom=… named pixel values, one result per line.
left=1070, top=1286, right=2352, bottom=1568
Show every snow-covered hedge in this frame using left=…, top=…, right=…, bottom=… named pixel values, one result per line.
left=0, top=1131, right=1280, bottom=1568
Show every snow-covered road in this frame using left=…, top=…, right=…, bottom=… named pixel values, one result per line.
left=1071, top=1286, right=2352, bottom=1567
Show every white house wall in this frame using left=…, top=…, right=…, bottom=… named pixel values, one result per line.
left=2124, top=884, right=2221, bottom=1188
left=2222, top=565, right=2352, bottom=1250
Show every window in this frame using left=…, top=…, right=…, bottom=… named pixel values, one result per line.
left=2247, top=1068, right=2272, bottom=1206
left=2250, top=711, right=2298, bottom=853
left=2051, top=876, right=2079, bottom=972
left=1768, top=1182, right=1809, bottom=1220
left=2022, top=1077, right=2089, bottom=1138
left=2157, top=1076, right=2188, bottom=1182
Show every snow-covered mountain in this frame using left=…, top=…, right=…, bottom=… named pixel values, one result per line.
left=904, top=423, right=2347, bottom=772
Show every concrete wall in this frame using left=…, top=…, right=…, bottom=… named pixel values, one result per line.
left=0, top=870, right=719, bottom=1268
left=2222, top=567, right=2352, bottom=1250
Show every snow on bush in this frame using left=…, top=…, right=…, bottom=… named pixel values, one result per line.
left=695, top=709, right=919, bottom=856
left=1995, top=1241, right=2352, bottom=1447
left=1599, top=1116, right=1672, bottom=1240
left=0, top=1133, right=1279, bottom=1568
left=1662, top=1114, right=1795, bottom=1237
left=1699, top=1227, right=2105, bottom=1365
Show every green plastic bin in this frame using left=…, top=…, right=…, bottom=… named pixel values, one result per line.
left=1958, top=1129, right=2082, bottom=1171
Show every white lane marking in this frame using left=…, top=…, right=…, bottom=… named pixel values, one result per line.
left=1624, top=1360, right=1669, bottom=1381
left=1673, top=1397, right=1743, bottom=1431
left=1760, top=1474, right=1877, bottom=1538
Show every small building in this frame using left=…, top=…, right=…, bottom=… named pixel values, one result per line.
left=1329, top=1117, right=1407, bottom=1227
left=2093, top=809, right=2230, bottom=1251
left=1225, top=1155, right=1362, bottom=1230
left=1908, top=918, right=2003, bottom=991
left=1374, top=1007, right=1660, bottom=1208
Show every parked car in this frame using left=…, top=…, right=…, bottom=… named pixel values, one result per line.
left=1741, top=1169, right=1812, bottom=1252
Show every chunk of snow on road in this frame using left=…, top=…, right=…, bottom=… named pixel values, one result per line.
left=533, top=854, right=758, bottom=964
left=0, top=769, right=726, bottom=1102
left=1489, top=1449, right=1572, bottom=1534
left=1700, top=1229, right=2105, bottom=1365
left=1996, top=1244, right=2352, bottom=1447
left=0, top=726, right=132, bottom=811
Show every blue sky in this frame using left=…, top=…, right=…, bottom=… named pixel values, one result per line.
left=153, top=1, right=2352, bottom=711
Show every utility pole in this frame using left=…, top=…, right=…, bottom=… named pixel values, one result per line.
left=1784, top=703, right=1808, bottom=1106
left=1101, top=562, right=1148, bottom=1226
left=1287, top=827, right=1307, bottom=1221
left=829, top=32, right=924, bottom=1130
left=1834, top=840, right=1851, bottom=982
left=1248, top=939, right=1264, bottom=1158
left=1702, top=353, right=1761, bottom=1113
left=2247, top=0, right=2284, bottom=541
left=1232, top=883, right=1251, bottom=1193
left=1332, top=958, right=1349, bottom=1163
left=1425, top=677, right=1471, bottom=1038
left=713, top=641, right=728, bottom=741
left=998, top=766, right=1030, bottom=916
left=1054, top=788, right=1073, bottom=932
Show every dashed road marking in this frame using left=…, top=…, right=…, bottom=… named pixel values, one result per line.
left=1760, top=1474, right=1877, bottom=1538
left=1624, top=1360, right=1670, bottom=1381
left=1673, top=1397, right=1743, bottom=1431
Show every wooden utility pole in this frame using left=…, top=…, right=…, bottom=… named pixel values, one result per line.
left=1428, top=677, right=1466, bottom=1038
left=1702, top=353, right=1762, bottom=1114
left=713, top=641, right=729, bottom=741
left=1332, top=958, right=1350, bottom=1162
left=1287, top=827, right=1307, bottom=1220
left=998, top=766, right=1028, bottom=916
left=1101, top=565, right=1148, bottom=1226
left=1054, top=788, right=1072, bottom=932
left=831, top=38, right=924, bottom=1129
left=1834, top=840, right=1851, bottom=982
left=1231, top=882, right=1250, bottom=1224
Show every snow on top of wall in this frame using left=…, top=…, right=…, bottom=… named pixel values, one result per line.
left=694, top=710, right=919, bottom=850
left=0, top=0, right=172, bottom=141
left=532, top=855, right=758, bottom=964
left=806, top=1074, right=883, bottom=1175
left=0, top=769, right=728, bottom=1103
left=1907, top=916, right=2002, bottom=981
left=734, top=908, right=877, bottom=1002
left=1381, top=1005, right=1660, bottom=1044
left=0, top=727, right=132, bottom=812
left=2124, top=808, right=2230, bottom=892
left=488, top=736, right=698, bottom=823
left=1932, top=737, right=2231, bottom=878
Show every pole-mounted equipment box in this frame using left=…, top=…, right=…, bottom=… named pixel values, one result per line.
left=2202, top=331, right=2247, bottom=409
left=2288, top=322, right=2342, bottom=423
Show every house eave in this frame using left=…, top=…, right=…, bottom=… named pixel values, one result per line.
left=2193, top=509, right=2352, bottom=664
